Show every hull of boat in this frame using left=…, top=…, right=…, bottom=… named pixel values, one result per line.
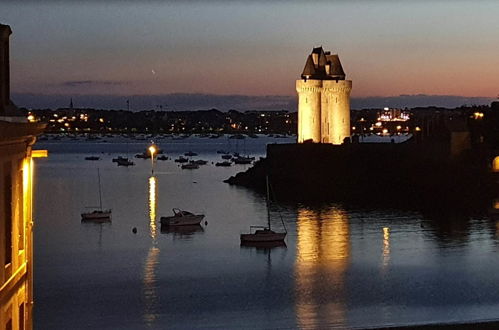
left=240, top=232, right=286, bottom=243
left=81, top=211, right=112, bottom=222
left=160, top=215, right=204, bottom=226
left=240, top=241, right=287, bottom=249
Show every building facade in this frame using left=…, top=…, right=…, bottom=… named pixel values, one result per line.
left=0, top=23, right=45, bottom=330
left=296, top=47, right=352, bottom=144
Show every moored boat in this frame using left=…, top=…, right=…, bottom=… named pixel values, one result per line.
left=160, top=208, right=205, bottom=226
left=81, top=169, right=112, bottom=222
left=181, top=163, right=199, bottom=169
left=240, top=176, right=286, bottom=244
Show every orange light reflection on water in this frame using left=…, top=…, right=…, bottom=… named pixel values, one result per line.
left=149, top=176, right=157, bottom=240
left=295, top=206, right=350, bottom=328
left=143, top=175, right=159, bottom=326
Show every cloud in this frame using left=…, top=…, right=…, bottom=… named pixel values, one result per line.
left=10, top=93, right=295, bottom=111
left=61, top=80, right=127, bottom=87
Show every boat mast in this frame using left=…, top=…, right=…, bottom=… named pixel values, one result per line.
left=266, top=175, right=271, bottom=229
left=97, top=168, right=103, bottom=210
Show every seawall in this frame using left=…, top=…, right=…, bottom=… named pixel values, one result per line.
left=225, top=142, right=496, bottom=210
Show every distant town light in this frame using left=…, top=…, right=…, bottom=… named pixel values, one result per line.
left=415, top=126, right=422, bottom=131
left=473, top=112, right=484, bottom=119
left=27, top=114, right=35, bottom=122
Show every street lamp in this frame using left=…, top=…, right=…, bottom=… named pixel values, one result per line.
left=149, top=144, right=156, bottom=174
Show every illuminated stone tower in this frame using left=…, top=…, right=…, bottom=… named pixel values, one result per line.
left=296, top=47, right=352, bottom=144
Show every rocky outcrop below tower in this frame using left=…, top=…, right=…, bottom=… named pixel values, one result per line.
left=225, top=139, right=497, bottom=211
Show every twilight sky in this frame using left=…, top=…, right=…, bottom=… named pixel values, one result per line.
left=2, top=1, right=499, bottom=110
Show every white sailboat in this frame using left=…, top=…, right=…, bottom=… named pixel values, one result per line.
left=81, top=169, right=112, bottom=222
left=240, top=176, right=287, bottom=243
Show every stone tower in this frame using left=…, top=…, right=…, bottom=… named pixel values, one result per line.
left=296, top=47, right=352, bottom=144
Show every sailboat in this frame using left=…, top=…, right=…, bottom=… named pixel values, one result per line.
left=81, top=169, right=112, bottom=222
left=240, top=176, right=286, bottom=243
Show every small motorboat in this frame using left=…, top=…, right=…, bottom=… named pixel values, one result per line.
left=116, top=158, right=134, bottom=166
left=85, top=156, right=100, bottom=161
left=215, top=161, right=232, bottom=167
left=233, top=156, right=253, bottom=164
left=157, top=155, right=169, bottom=161
left=221, top=154, right=232, bottom=160
left=160, top=209, right=205, bottom=226
left=190, top=159, right=208, bottom=165
left=81, top=209, right=112, bottom=222
left=174, top=156, right=189, bottom=163
left=184, top=151, right=198, bottom=156
left=181, top=163, right=199, bottom=169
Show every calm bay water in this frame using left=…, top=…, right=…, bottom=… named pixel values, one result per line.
left=34, top=136, right=499, bottom=329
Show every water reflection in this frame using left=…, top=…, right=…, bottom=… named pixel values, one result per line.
left=422, top=211, right=471, bottom=247
left=148, top=176, right=157, bottom=240
left=143, top=175, right=159, bottom=326
left=160, top=224, right=204, bottom=237
left=295, top=205, right=350, bottom=328
left=382, top=227, right=390, bottom=268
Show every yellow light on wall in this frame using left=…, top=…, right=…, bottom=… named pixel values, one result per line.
left=31, top=150, right=48, bottom=158
left=415, top=127, right=422, bottom=132
left=493, top=156, right=499, bottom=173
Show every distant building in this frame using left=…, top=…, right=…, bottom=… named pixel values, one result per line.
left=0, top=23, right=45, bottom=330
left=296, top=47, right=352, bottom=144
left=378, top=107, right=410, bottom=122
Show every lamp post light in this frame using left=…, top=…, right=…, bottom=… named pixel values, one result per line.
left=149, top=145, right=156, bottom=174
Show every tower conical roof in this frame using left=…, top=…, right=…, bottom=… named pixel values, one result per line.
left=301, top=55, right=316, bottom=78
left=300, top=47, right=346, bottom=80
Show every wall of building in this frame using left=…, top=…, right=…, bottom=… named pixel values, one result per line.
left=0, top=138, right=34, bottom=330
left=296, top=79, right=322, bottom=143
left=322, top=80, right=352, bottom=144
left=297, top=79, right=352, bottom=145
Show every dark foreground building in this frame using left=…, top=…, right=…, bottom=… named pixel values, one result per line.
left=0, top=23, right=45, bottom=330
